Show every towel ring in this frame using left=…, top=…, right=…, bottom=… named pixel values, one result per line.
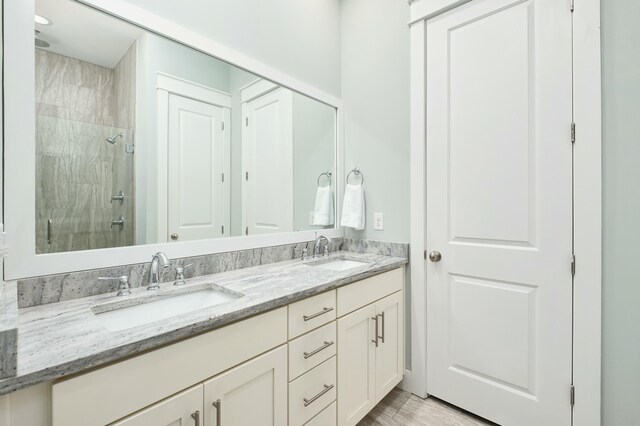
left=317, top=171, right=332, bottom=187
left=346, top=168, right=364, bottom=185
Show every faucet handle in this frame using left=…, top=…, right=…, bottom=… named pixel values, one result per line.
left=323, top=245, right=329, bottom=257
left=174, top=263, right=193, bottom=286
left=98, top=275, right=131, bottom=296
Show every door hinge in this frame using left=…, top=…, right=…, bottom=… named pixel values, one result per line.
left=245, top=117, right=249, bottom=126
left=570, top=0, right=575, bottom=12
left=571, top=122, right=576, bottom=143
left=221, top=122, right=225, bottom=131
left=245, top=227, right=249, bottom=235
left=571, top=254, right=576, bottom=276
left=221, top=173, right=225, bottom=182
left=570, top=385, right=575, bottom=406
left=245, top=171, right=249, bottom=181
left=221, top=225, right=224, bottom=235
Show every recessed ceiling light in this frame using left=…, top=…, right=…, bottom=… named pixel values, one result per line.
left=34, top=14, right=51, bottom=25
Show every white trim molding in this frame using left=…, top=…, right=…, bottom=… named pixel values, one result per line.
left=405, top=18, right=428, bottom=399
left=572, top=0, right=602, bottom=423
left=3, top=0, right=342, bottom=279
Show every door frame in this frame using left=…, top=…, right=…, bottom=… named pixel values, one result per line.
left=406, top=0, right=602, bottom=424
left=156, top=72, right=231, bottom=243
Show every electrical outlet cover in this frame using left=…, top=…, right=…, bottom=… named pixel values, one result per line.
left=374, top=213, right=384, bottom=230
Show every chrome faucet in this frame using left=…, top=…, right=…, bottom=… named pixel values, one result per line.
left=148, top=252, right=170, bottom=290
left=313, top=235, right=331, bottom=258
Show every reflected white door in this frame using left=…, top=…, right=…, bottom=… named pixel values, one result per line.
left=168, top=94, right=228, bottom=241
left=425, top=0, right=573, bottom=425
left=243, top=87, right=293, bottom=235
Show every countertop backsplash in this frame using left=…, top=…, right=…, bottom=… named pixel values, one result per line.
left=16, top=238, right=409, bottom=309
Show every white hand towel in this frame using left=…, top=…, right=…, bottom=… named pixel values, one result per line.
left=341, top=183, right=365, bottom=230
left=312, top=185, right=334, bottom=226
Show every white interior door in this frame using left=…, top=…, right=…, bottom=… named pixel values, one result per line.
left=425, top=0, right=573, bottom=425
left=242, top=87, right=293, bottom=235
left=168, top=94, right=228, bottom=242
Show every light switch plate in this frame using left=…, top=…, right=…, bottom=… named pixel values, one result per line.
left=374, top=213, right=384, bottom=230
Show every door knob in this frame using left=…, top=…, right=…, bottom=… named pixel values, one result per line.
left=428, top=251, right=442, bottom=262
left=170, top=233, right=179, bottom=241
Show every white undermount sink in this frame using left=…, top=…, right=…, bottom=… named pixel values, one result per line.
left=306, top=257, right=369, bottom=272
left=92, top=285, right=242, bottom=332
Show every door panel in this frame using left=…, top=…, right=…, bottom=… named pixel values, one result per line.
left=374, top=292, right=404, bottom=399
left=425, top=0, right=572, bottom=424
left=203, top=346, right=287, bottom=426
left=168, top=94, right=226, bottom=241
left=111, top=384, right=203, bottom=426
left=243, top=87, right=293, bottom=235
left=337, top=303, right=377, bottom=426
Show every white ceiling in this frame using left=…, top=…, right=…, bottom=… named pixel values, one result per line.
left=35, top=0, right=144, bottom=69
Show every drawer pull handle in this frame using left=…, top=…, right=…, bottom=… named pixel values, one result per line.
left=378, top=312, right=385, bottom=343
left=212, top=399, right=221, bottom=425
left=191, top=410, right=200, bottom=426
left=304, top=341, right=335, bottom=359
left=372, top=316, right=379, bottom=347
left=303, top=307, right=333, bottom=321
left=303, top=384, right=334, bottom=407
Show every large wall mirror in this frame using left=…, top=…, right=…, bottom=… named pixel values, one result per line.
left=4, top=0, right=341, bottom=278
left=32, top=0, right=337, bottom=255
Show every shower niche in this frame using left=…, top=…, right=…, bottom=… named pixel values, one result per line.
left=33, top=0, right=337, bottom=255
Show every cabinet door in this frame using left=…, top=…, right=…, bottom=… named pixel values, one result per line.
left=203, top=345, right=287, bottom=426
left=375, top=291, right=404, bottom=401
left=111, top=384, right=203, bottom=426
left=337, top=303, right=377, bottom=426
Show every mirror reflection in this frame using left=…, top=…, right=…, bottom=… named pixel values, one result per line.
left=34, top=0, right=337, bottom=254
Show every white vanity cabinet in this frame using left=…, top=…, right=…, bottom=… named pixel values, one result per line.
left=14, top=267, right=404, bottom=426
left=337, top=272, right=404, bottom=426
left=203, top=345, right=288, bottom=426
left=111, top=385, right=204, bottom=426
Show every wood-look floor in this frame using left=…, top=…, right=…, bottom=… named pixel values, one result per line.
left=358, top=388, right=496, bottom=426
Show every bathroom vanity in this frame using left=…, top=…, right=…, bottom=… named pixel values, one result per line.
left=0, top=252, right=406, bottom=426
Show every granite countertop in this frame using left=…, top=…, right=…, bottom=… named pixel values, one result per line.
left=0, top=251, right=407, bottom=395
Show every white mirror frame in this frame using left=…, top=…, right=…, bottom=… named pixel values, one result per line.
left=3, top=0, right=344, bottom=280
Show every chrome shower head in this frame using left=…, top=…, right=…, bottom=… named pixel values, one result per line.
left=105, top=132, right=123, bottom=145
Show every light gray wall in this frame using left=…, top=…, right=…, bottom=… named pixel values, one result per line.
left=120, top=0, right=341, bottom=98
left=341, top=0, right=410, bottom=243
left=601, top=0, right=640, bottom=424
left=135, top=32, right=231, bottom=243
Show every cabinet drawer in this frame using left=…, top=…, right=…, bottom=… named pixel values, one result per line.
left=337, top=268, right=403, bottom=316
left=289, top=322, right=336, bottom=380
left=289, top=357, right=337, bottom=426
left=305, top=401, right=336, bottom=426
left=289, top=290, right=336, bottom=339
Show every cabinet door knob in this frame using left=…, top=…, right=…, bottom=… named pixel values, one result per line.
left=170, top=233, right=179, bottom=241
left=428, top=251, right=442, bottom=262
